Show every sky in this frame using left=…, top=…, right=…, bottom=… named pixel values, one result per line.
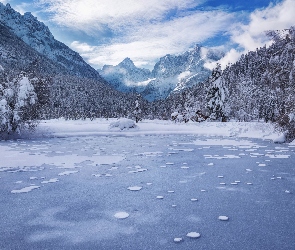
left=2, top=0, right=295, bottom=70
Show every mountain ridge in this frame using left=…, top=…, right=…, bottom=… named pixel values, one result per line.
left=99, top=46, right=224, bottom=101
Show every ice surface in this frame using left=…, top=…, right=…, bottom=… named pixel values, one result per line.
left=1, top=120, right=294, bottom=250
left=194, top=139, right=257, bottom=146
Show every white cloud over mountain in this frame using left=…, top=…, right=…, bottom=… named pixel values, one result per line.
left=70, top=9, right=235, bottom=69
left=217, top=0, right=295, bottom=68
left=35, top=0, right=295, bottom=69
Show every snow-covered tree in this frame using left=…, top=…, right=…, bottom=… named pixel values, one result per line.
left=206, top=65, right=229, bottom=121
left=133, top=96, right=142, bottom=123
left=0, top=72, right=38, bottom=137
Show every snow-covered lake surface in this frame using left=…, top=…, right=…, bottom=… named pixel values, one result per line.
left=1, top=119, right=295, bottom=249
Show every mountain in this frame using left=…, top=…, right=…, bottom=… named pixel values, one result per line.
left=0, top=2, right=102, bottom=80
left=99, top=46, right=224, bottom=101
left=0, top=22, right=72, bottom=76
left=99, top=57, right=153, bottom=92
left=0, top=3, right=148, bottom=122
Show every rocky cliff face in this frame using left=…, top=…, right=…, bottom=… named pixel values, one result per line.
left=0, top=3, right=102, bottom=80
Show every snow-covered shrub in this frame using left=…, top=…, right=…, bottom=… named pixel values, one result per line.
left=171, top=112, right=188, bottom=123
left=276, top=113, right=295, bottom=142
left=0, top=73, right=38, bottom=137
left=171, top=109, right=208, bottom=123
left=109, top=118, right=138, bottom=131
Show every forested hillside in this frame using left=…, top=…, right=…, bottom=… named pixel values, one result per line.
left=159, top=28, right=295, bottom=141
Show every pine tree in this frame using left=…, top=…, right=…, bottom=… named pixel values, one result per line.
left=206, top=64, right=228, bottom=121
left=133, top=95, right=142, bottom=123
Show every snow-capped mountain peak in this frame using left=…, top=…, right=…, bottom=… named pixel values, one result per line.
left=118, top=57, right=136, bottom=69
left=100, top=45, right=223, bottom=101
left=99, top=58, right=152, bottom=92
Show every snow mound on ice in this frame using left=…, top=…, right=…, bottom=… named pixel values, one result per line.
left=109, top=118, right=138, bottom=131
left=273, top=134, right=286, bottom=143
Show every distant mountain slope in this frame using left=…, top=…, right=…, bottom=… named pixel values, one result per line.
left=0, top=2, right=102, bottom=80
left=99, top=46, right=223, bottom=101
left=99, top=57, right=152, bottom=92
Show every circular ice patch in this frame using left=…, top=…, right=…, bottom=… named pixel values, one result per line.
left=114, top=212, right=129, bottom=219
left=174, top=237, right=183, bottom=243
left=127, top=186, right=142, bottom=191
left=218, top=216, right=229, bottom=221
left=186, top=232, right=201, bottom=238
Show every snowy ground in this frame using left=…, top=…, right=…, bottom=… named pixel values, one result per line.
left=1, top=119, right=295, bottom=249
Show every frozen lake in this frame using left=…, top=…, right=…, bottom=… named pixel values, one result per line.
left=1, top=133, right=295, bottom=249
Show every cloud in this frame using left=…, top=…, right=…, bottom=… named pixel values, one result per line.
left=216, top=0, right=295, bottom=68
left=71, top=9, right=235, bottom=69
left=233, top=0, right=295, bottom=50
left=36, top=0, right=235, bottom=69
left=37, top=0, right=295, bottom=70
left=14, top=2, right=32, bottom=15
left=37, top=0, right=204, bottom=32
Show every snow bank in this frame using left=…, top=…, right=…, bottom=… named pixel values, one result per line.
left=35, top=119, right=281, bottom=142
